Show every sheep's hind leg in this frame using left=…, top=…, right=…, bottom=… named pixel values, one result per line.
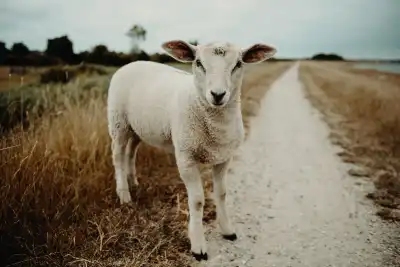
left=125, top=132, right=141, bottom=187
left=109, top=114, right=133, bottom=204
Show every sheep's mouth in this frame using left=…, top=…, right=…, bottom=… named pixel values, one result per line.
left=212, top=101, right=224, bottom=106
left=209, top=100, right=228, bottom=108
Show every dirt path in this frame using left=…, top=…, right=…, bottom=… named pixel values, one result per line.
left=199, top=63, right=398, bottom=267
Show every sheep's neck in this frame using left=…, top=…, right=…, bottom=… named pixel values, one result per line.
left=189, top=92, right=242, bottom=151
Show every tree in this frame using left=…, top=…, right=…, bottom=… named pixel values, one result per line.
left=311, top=53, right=344, bottom=61
left=11, top=42, right=30, bottom=56
left=126, top=24, right=146, bottom=54
left=0, top=42, right=7, bottom=65
left=188, top=39, right=199, bottom=46
left=133, top=50, right=150, bottom=61
left=91, top=44, right=109, bottom=59
left=45, top=35, right=75, bottom=64
left=87, top=44, right=109, bottom=64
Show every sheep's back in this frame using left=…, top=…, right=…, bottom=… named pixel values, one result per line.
left=107, top=61, right=192, bottom=151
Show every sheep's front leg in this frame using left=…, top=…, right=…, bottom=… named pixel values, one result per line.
left=213, top=159, right=237, bottom=240
left=176, top=155, right=208, bottom=261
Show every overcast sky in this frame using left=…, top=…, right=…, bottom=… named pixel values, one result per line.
left=1, top=0, right=399, bottom=59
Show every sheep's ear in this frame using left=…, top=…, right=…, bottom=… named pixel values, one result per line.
left=161, top=40, right=197, bottom=63
left=241, top=44, right=277, bottom=64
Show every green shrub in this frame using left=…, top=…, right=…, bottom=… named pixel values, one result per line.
left=0, top=72, right=111, bottom=135
left=39, top=64, right=109, bottom=84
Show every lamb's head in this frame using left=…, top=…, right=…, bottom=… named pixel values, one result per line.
left=162, top=40, right=277, bottom=108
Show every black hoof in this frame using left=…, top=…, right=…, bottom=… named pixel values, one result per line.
left=192, top=251, right=208, bottom=261
left=222, top=233, right=237, bottom=241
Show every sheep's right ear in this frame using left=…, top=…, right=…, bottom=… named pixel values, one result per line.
left=161, top=40, right=197, bottom=63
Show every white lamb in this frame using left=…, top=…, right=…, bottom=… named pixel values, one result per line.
left=107, top=40, right=276, bottom=261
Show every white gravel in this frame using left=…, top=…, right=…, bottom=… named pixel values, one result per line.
left=195, top=63, right=398, bottom=267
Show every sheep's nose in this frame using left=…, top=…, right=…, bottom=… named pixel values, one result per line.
left=210, top=91, right=226, bottom=105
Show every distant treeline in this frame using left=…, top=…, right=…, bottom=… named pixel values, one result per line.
left=0, top=34, right=347, bottom=67
left=0, top=35, right=296, bottom=67
left=0, top=35, right=185, bottom=67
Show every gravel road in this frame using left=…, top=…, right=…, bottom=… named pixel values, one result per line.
left=196, top=63, right=399, bottom=267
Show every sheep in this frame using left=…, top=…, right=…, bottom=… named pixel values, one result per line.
left=107, top=40, right=277, bottom=261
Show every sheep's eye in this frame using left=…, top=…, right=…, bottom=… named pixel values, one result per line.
left=195, top=59, right=205, bottom=72
left=232, top=61, right=242, bottom=74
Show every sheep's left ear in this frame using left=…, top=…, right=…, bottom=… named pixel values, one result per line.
left=241, top=44, right=277, bottom=64
left=161, top=40, right=197, bottom=63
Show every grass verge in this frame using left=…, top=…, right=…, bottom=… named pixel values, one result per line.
left=299, top=61, right=400, bottom=222
left=0, top=61, right=291, bottom=266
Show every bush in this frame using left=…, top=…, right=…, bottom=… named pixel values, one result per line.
left=40, top=68, right=73, bottom=84
left=150, top=53, right=177, bottom=63
left=311, top=53, right=344, bottom=61
left=0, top=68, right=111, bottom=135
left=5, top=53, right=63, bottom=66
left=39, top=64, right=108, bottom=84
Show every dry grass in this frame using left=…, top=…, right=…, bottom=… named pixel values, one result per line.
left=0, top=61, right=291, bottom=267
left=299, top=61, right=400, bottom=221
left=343, top=62, right=400, bottom=86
